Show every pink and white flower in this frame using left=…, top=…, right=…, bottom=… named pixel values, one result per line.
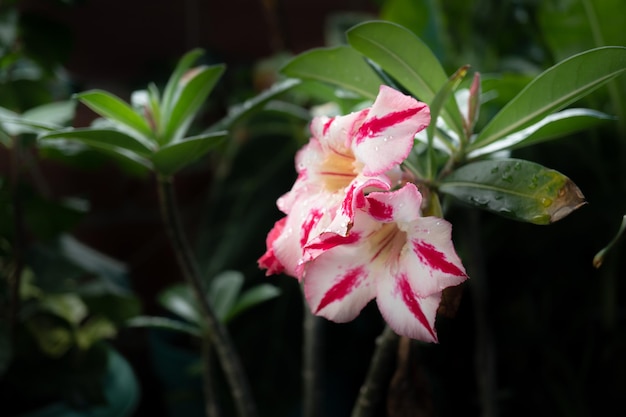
left=259, top=86, right=430, bottom=278
left=301, top=183, right=467, bottom=342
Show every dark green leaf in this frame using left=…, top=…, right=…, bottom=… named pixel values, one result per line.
left=158, top=284, right=202, bottom=327
left=40, top=128, right=155, bottom=156
left=75, top=90, right=154, bottom=143
left=126, top=316, right=202, bottom=338
left=151, top=131, right=227, bottom=176
left=471, top=47, right=626, bottom=150
left=161, top=48, right=204, bottom=120
left=207, top=270, right=244, bottom=322
left=281, top=46, right=380, bottom=100
left=346, top=21, right=465, bottom=139
left=439, top=159, right=586, bottom=224
left=211, top=78, right=302, bottom=131
left=163, top=64, right=225, bottom=143
left=225, top=284, right=281, bottom=323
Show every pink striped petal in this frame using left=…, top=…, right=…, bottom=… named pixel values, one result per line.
left=353, top=85, right=430, bottom=176
left=376, top=273, right=442, bottom=343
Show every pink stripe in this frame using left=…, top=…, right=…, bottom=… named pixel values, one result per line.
left=305, top=232, right=360, bottom=252
left=398, top=275, right=436, bottom=340
left=316, top=266, right=366, bottom=312
left=355, top=107, right=421, bottom=144
left=413, top=240, right=465, bottom=276
left=300, top=209, right=323, bottom=247
left=322, top=118, right=334, bottom=136
left=368, top=198, right=393, bottom=221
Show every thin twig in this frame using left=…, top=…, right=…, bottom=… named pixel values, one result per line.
left=156, top=174, right=258, bottom=417
left=302, top=305, right=324, bottom=417
left=350, top=325, right=400, bottom=417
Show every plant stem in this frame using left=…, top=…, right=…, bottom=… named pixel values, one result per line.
left=8, top=136, right=25, bottom=343
left=350, top=325, right=399, bottom=417
left=201, top=338, right=221, bottom=417
left=156, top=174, right=258, bottom=417
left=302, top=304, right=324, bottom=417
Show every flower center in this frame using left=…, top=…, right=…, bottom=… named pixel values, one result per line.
left=319, top=146, right=358, bottom=192
left=369, top=223, right=406, bottom=264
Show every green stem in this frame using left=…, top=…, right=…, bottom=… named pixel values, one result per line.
left=201, top=338, right=221, bottom=417
left=350, top=325, right=399, bottom=417
left=156, top=174, right=258, bottom=417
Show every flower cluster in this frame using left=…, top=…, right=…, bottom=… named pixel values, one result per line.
left=259, top=85, right=468, bottom=342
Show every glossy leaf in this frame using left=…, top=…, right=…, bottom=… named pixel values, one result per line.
left=225, top=284, right=281, bottom=323
left=471, top=47, right=626, bottom=151
left=207, top=270, right=244, bottom=322
left=126, top=316, right=202, bottom=338
left=151, top=130, right=227, bottom=176
left=0, top=101, right=75, bottom=135
left=40, top=128, right=155, bottom=156
left=163, top=64, right=225, bottom=143
left=469, top=108, right=613, bottom=158
left=158, top=283, right=203, bottom=327
left=75, top=90, right=154, bottom=143
left=346, top=21, right=465, bottom=139
left=281, top=45, right=380, bottom=100
left=439, top=159, right=586, bottom=225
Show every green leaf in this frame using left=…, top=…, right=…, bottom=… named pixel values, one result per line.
left=76, top=89, right=154, bottom=144
left=26, top=316, right=74, bottom=358
left=207, top=270, right=244, bottom=322
left=210, top=78, right=302, bottom=131
left=40, top=128, right=155, bottom=156
left=163, top=64, right=225, bottom=143
left=471, top=47, right=626, bottom=151
left=426, top=65, right=470, bottom=177
left=439, top=159, right=586, bottom=225
left=126, top=315, right=203, bottom=338
left=225, top=284, right=281, bottom=323
left=161, top=48, right=205, bottom=120
left=76, top=316, right=117, bottom=350
left=469, top=108, right=613, bottom=158
left=22, top=100, right=76, bottom=126
left=158, top=284, right=202, bottom=327
left=281, top=45, right=381, bottom=100
left=346, top=21, right=465, bottom=139
left=151, top=130, right=227, bottom=176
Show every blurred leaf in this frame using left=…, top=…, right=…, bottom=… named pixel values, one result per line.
left=25, top=315, right=74, bottom=357
left=161, top=48, right=204, bottom=121
left=75, top=89, right=155, bottom=146
left=281, top=46, right=380, bottom=100
left=22, top=100, right=75, bottom=126
left=471, top=47, right=626, bottom=151
left=76, top=316, right=117, bottom=350
left=163, top=64, right=225, bottom=143
left=151, top=130, right=226, bottom=176
left=211, top=78, right=302, bottom=131
left=225, top=284, right=281, bottom=323
left=347, top=21, right=465, bottom=139
left=207, top=270, right=244, bottom=322
left=469, top=108, right=614, bottom=158
left=594, top=214, right=626, bottom=269
left=158, top=283, right=202, bottom=327
left=380, top=0, right=449, bottom=59
left=126, top=315, right=202, bottom=337
left=37, top=293, right=88, bottom=324
left=40, top=127, right=154, bottom=156
left=439, top=159, right=586, bottom=224
left=539, top=0, right=626, bottom=62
